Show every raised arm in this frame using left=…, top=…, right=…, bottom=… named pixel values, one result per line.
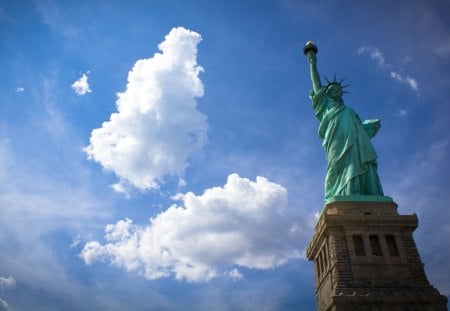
left=304, top=41, right=322, bottom=93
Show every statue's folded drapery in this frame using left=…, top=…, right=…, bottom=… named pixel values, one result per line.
left=310, top=87, right=384, bottom=201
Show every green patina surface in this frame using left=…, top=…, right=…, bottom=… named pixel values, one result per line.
left=304, top=42, right=385, bottom=202
left=326, top=195, right=393, bottom=204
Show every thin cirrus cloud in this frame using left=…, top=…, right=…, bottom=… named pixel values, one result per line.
left=357, top=46, right=419, bottom=92
left=83, top=27, right=207, bottom=193
left=71, top=72, right=92, bottom=96
left=80, top=174, right=303, bottom=282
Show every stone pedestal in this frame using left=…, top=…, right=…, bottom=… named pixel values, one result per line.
left=307, top=197, right=448, bottom=311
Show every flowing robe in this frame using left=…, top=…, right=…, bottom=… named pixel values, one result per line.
left=310, top=87, right=384, bottom=201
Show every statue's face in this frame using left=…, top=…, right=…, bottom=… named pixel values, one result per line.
left=326, top=84, right=343, bottom=100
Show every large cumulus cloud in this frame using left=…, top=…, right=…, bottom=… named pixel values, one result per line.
left=84, top=27, right=207, bottom=192
left=81, top=174, right=303, bottom=282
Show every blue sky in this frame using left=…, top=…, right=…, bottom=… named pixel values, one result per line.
left=1, top=0, right=450, bottom=310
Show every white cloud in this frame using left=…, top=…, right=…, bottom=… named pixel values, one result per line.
left=0, top=276, right=15, bottom=311
left=398, top=108, right=408, bottom=116
left=390, top=71, right=419, bottom=92
left=358, top=46, right=389, bottom=69
left=110, top=180, right=133, bottom=198
left=81, top=174, right=303, bottom=282
left=405, top=76, right=418, bottom=91
left=84, top=27, right=207, bottom=192
left=71, top=72, right=91, bottom=95
left=359, top=46, right=419, bottom=93
left=357, top=46, right=386, bottom=67
left=70, top=235, right=81, bottom=248
left=178, top=178, right=187, bottom=188
left=226, top=268, right=244, bottom=281
left=15, top=87, right=24, bottom=93
left=389, top=71, right=402, bottom=81
left=0, top=107, right=110, bottom=306
left=370, top=48, right=385, bottom=67
left=0, top=298, right=9, bottom=311
left=0, top=276, right=16, bottom=290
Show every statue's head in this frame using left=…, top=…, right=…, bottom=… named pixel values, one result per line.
left=326, top=83, right=343, bottom=100
left=325, top=75, right=349, bottom=101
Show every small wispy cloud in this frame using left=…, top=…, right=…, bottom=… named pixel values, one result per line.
left=389, top=71, right=402, bottom=81
left=70, top=235, right=81, bottom=248
left=357, top=46, right=386, bottom=67
left=178, top=178, right=187, bottom=188
left=390, top=71, right=418, bottom=92
left=226, top=268, right=244, bottom=281
left=397, top=108, right=408, bottom=116
left=15, top=87, right=25, bottom=93
left=71, top=72, right=92, bottom=96
left=0, top=298, right=9, bottom=311
left=406, top=77, right=418, bottom=91
left=0, top=276, right=15, bottom=311
left=436, top=38, right=450, bottom=57
left=358, top=46, right=419, bottom=93
left=0, top=276, right=16, bottom=290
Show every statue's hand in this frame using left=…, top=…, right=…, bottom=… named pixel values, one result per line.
left=306, top=51, right=317, bottom=66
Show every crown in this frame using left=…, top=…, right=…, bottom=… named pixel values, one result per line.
left=324, top=73, right=350, bottom=94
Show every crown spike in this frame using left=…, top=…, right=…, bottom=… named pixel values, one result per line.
left=333, top=72, right=337, bottom=82
left=324, top=75, right=330, bottom=84
left=342, top=84, right=351, bottom=89
left=339, top=76, right=346, bottom=84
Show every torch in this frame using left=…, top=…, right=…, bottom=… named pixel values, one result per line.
left=303, top=41, right=318, bottom=56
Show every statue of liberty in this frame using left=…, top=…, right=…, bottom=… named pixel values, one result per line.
left=303, top=41, right=384, bottom=202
